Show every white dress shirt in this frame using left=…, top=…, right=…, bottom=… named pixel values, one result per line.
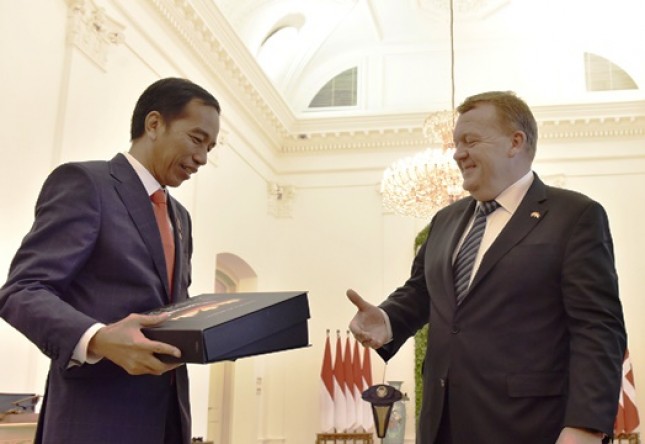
left=453, top=170, right=534, bottom=287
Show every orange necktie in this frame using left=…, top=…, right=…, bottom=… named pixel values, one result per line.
left=151, top=189, right=175, bottom=299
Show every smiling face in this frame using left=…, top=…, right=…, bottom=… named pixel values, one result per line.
left=142, top=98, right=220, bottom=187
left=452, top=102, right=528, bottom=201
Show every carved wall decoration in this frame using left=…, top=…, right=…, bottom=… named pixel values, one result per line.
left=267, top=182, right=295, bottom=218
left=66, top=0, right=125, bottom=70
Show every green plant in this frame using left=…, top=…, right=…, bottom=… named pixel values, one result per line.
left=413, top=224, right=430, bottom=421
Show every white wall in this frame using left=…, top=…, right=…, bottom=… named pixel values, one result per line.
left=0, top=0, right=69, bottom=396
left=0, top=1, right=643, bottom=443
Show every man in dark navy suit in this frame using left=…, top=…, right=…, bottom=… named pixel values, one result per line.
left=348, top=91, right=625, bottom=444
left=0, top=77, right=220, bottom=444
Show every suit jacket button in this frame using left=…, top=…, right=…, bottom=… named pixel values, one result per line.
left=440, top=378, right=446, bottom=388
left=451, top=325, right=460, bottom=334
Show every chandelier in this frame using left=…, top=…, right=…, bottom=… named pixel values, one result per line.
left=380, top=0, right=467, bottom=219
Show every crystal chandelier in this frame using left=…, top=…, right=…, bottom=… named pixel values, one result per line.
left=380, top=0, right=467, bottom=219
left=381, top=145, right=465, bottom=219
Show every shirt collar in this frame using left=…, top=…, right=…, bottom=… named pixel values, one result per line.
left=123, top=152, right=162, bottom=197
left=492, top=170, right=534, bottom=215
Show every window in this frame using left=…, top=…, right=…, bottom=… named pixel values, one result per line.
left=308, top=67, right=358, bottom=108
left=584, top=52, right=638, bottom=92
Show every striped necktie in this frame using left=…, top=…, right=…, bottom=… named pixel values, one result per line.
left=453, top=200, right=500, bottom=305
left=151, top=189, right=175, bottom=299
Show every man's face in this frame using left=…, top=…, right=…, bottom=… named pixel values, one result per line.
left=149, top=99, right=220, bottom=187
left=452, top=103, right=515, bottom=201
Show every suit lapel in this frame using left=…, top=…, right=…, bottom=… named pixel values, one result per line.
left=109, top=154, right=172, bottom=301
left=467, top=175, right=548, bottom=298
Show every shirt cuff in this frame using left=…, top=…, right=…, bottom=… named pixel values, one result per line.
left=69, top=323, right=105, bottom=367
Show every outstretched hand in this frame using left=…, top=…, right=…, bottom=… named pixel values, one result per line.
left=88, top=313, right=183, bottom=375
left=347, top=288, right=389, bottom=349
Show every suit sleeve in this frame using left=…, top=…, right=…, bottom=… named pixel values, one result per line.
left=561, top=200, right=626, bottom=435
left=0, top=163, right=102, bottom=369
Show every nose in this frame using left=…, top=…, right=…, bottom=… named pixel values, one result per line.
left=453, top=143, right=467, bottom=162
left=193, top=147, right=208, bottom=166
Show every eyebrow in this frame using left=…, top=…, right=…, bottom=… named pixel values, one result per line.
left=456, top=131, right=479, bottom=139
left=190, top=128, right=210, bottom=139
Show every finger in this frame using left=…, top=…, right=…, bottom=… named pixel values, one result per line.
left=136, top=312, right=171, bottom=327
left=346, top=288, right=373, bottom=311
left=131, top=357, right=168, bottom=376
left=165, top=362, right=185, bottom=372
left=351, top=330, right=375, bottom=349
left=145, top=340, right=182, bottom=359
left=145, top=355, right=184, bottom=375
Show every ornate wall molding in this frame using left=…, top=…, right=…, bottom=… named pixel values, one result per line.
left=147, top=0, right=291, bottom=142
left=66, top=0, right=125, bottom=70
left=142, top=1, right=645, bottom=157
left=267, top=183, right=295, bottom=218
left=538, top=115, right=645, bottom=141
left=279, top=113, right=645, bottom=154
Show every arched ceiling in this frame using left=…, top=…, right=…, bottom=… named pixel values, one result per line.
left=211, top=0, right=645, bottom=118
left=148, top=0, right=645, bottom=156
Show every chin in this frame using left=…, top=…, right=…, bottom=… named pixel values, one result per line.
left=165, top=178, right=183, bottom=188
left=463, top=185, right=484, bottom=201
left=462, top=180, right=476, bottom=194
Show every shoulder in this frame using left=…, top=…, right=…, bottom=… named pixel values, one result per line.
left=545, top=184, right=593, bottom=203
left=37, top=160, right=114, bottom=210
left=529, top=173, right=599, bottom=209
left=46, top=160, right=110, bottom=184
left=544, top=184, right=606, bottom=215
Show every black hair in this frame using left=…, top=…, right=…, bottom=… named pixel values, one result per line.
left=130, top=77, right=221, bottom=141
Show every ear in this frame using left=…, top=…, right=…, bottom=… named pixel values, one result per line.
left=144, top=111, right=164, bottom=141
left=508, top=130, right=527, bottom=157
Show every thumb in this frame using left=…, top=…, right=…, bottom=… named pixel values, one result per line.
left=346, top=288, right=374, bottom=312
left=136, top=312, right=171, bottom=327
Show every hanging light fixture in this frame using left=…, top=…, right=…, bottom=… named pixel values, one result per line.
left=381, top=0, right=467, bottom=219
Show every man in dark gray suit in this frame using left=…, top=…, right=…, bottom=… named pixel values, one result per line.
left=0, top=77, right=220, bottom=443
left=348, top=91, right=625, bottom=444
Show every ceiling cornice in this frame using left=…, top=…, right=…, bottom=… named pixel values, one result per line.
left=281, top=111, right=645, bottom=154
left=146, top=0, right=645, bottom=156
left=147, top=0, right=293, bottom=141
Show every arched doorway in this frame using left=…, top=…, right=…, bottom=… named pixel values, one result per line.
left=207, top=252, right=258, bottom=443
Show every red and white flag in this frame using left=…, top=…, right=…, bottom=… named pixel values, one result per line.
left=333, top=332, right=348, bottom=432
left=344, top=334, right=357, bottom=431
left=615, top=348, right=640, bottom=434
left=320, top=333, right=334, bottom=433
left=352, top=338, right=364, bottom=431
left=361, top=344, right=374, bottom=431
